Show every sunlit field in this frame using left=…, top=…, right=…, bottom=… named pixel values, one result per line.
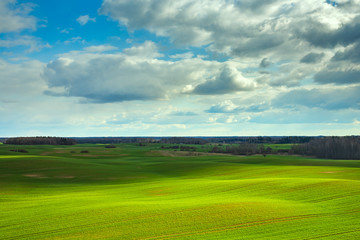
left=1, top=144, right=360, bottom=239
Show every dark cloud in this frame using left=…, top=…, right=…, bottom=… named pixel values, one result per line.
left=300, top=52, right=325, bottom=63
left=331, top=42, right=360, bottom=63
left=314, top=70, right=360, bottom=85
left=78, top=92, right=164, bottom=104
left=272, top=87, right=360, bottom=110
left=335, top=0, right=360, bottom=12
left=192, top=66, right=256, bottom=95
left=259, top=58, right=272, bottom=68
left=231, top=35, right=284, bottom=57
left=234, top=0, right=280, bottom=13
left=295, top=17, right=360, bottom=48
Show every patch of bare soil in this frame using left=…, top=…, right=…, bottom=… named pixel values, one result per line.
left=55, top=175, right=75, bottom=179
left=147, top=188, right=172, bottom=196
left=40, top=150, right=66, bottom=155
left=23, top=174, right=48, bottom=178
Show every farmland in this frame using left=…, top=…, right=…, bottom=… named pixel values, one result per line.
left=1, top=143, right=360, bottom=239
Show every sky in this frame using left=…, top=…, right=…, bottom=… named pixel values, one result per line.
left=0, top=0, right=360, bottom=137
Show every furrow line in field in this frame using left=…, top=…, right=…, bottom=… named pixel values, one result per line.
left=140, top=213, right=325, bottom=240
left=0, top=205, right=234, bottom=239
left=1, top=220, right=110, bottom=240
left=309, top=191, right=360, bottom=203
left=141, top=209, right=360, bottom=240
left=302, top=229, right=360, bottom=239
left=4, top=208, right=360, bottom=240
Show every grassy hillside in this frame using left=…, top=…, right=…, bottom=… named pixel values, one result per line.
left=1, top=144, right=360, bottom=239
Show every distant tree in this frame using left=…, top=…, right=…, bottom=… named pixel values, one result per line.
left=105, top=144, right=116, bottom=148
left=9, top=149, right=28, bottom=153
left=5, top=137, right=76, bottom=145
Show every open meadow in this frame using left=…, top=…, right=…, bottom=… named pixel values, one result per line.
left=1, top=143, right=360, bottom=239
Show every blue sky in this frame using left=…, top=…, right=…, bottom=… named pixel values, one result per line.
left=0, top=0, right=360, bottom=137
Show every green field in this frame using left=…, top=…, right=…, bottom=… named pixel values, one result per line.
left=1, top=144, right=360, bottom=239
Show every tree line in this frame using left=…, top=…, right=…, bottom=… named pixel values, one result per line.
left=210, top=143, right=272, bottom=156
left=204, top=136, right=313, bottom=144
left=291, top=136, right=360, bottom=160
left=5, top=137, right=76, bottom=145
left=72, top=136, right=314, bottom=144
left=207, top=136, right=360, bottom=160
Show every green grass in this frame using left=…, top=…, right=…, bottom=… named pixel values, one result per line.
left=1, top=144, right=360, bottom=239
left=264, top=143, right=294, bottom=150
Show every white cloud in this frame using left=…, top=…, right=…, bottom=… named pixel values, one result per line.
left=0, top=59, right=46, bottom=102
left=169, top=52, right=194, bottom=59
left=123, top=41, right=163, bottom=58
left=64, top=36, right=85, bottom=44
left=60, top=28, right=73, bottom=34
left=84, top=45, right=118, bottom=52
left=0, top=0, right=37, bottom=33
left=99, top=0, right=360, bottom=89
left=44, top=41, right=231, bottom=103
left=99, top=0, right=356, bottom=55
left=225, top=115, right=237, bottom=123
left=192, top=65, right=257, bottom=94
left=0, top=36, right=50, bottom=52
left=3, top=1, right=360, bottom=137
left=76, top=15, right=96, bottom=26
left=272, top=86, right=360, bottom=110
left=206, top=100, right=237, bottom=113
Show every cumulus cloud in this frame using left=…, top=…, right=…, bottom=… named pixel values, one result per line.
left=76, top=15, right=96, bottom=25
left=96, top=0, right=360, bottom=96
left=99, top=0, right=357, bottom=56
left=192, top=65, right=257, bottom=95
left=43, top=41, right=232, bottom=103
left=44, top=54, right=165, bottom=103
left=0, top=0, right=37, bottom=33
left=123, top=41, right=163, bottom=58
left=97, top=0, right=360, bottom=92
